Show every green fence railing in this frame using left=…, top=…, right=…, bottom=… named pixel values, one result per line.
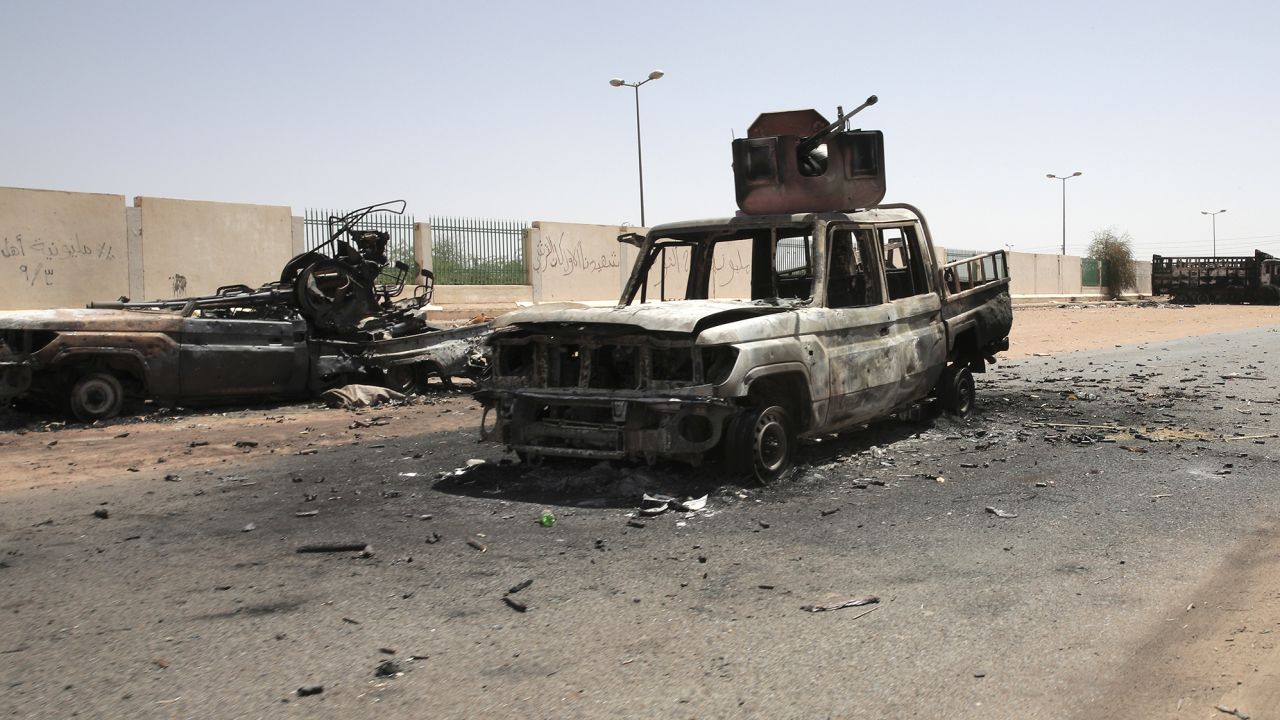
left=1082, top=258, right=1102, bottom=287
left=428, top=216, right=529, bottom=285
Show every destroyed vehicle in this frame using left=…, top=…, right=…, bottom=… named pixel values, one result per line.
left=0, top=201, right=488, bottom=421
left=1151, top=250, right=1280, bottom=305
left=477, top=100, right=1012, bottom=480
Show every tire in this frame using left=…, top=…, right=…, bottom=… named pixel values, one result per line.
left=728, top=405, right=796, bottom=483
left=383, top=365, right=421, bottom=394
left=68, top=372, right=124, bottom=422
left=942, top=366, right=976, bottom=419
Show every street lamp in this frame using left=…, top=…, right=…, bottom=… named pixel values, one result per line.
left=1201, top=209, right=1226, bottom=258
left=1046, top=171, right=1083, bottom=255
left=609, top=70, right=664, bottom=227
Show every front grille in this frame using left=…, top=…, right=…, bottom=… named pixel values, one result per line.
left=0, top=330, right=57, bottom=355
left=494, top=337, right=698, bottom=389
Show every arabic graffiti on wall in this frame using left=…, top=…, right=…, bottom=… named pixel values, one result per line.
left=532, top=231, right=620, bottom=276
left=1, top=234, right=119, bottom=289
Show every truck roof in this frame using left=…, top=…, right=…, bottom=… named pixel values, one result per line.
left=648, top=207, right=921, bottom=238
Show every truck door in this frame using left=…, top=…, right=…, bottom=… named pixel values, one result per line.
left=820, top=223, right=945, bottom=426
left=876, top=224, right=947, bottom=402
left=179, top=317, right=309, bottom=399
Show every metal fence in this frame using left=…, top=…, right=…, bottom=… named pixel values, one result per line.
left=428, top=216, right=528, bottom=285
left=304, top=207, right=418, bottom=284
left=1082, top=258, right=1102, bottom=287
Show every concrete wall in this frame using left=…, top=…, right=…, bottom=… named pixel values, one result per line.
left=0, top=186, right=1158, bottom=311
left=135, top=196, right=294, bottom=299
left=1006, top=250, right=1152, bottom=299
left=528, top=221, right=632, bottom=303
left=0, top=187, right=129, bottom=309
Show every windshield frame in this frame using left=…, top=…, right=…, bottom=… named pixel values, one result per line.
left=617, top=216, right=820, bottom=307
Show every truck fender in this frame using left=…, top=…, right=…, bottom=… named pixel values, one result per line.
left=739, top=362, right=822, bottom=432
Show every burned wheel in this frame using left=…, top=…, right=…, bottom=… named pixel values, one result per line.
left=729, top=405, right=795, bottom=483
left=942, top=366, right=975, bottom=419
left=68, top=372, right=124, bottom=422
left=382, top=365, right=420, bottom=394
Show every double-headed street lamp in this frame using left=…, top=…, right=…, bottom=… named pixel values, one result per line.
left=1046, top=171, right=1083, bottom=255
left=609, top=70, right=664, bottom=227
left=1201, top=209, right=1226, bottom=258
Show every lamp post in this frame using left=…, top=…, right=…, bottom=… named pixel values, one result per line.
left=1201, top=209, right=1226, bottom=257
left=609, top=70, right=664, bottom=227
left=1046, top=171, right=1083, bottom=255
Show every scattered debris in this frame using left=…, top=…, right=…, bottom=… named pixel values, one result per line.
left=92, top=508, right=109, bottom=519
left=466, top=540, right=487, bottom=552
left=639, top=493, right=709, bottom=516
left=242, top=523, right=256, bottom=532
left=296, top=542, right=369, bottom=554
left=508, top=579, right=533, bottom=595
left=626, top=520, right=646, bottom=529
left=425, top=532, right=442, bottom=544
left=234, top=440, right=258, bottom=448
left=678, top=495, right=708, bottom=512
left=985, top=507, right=1018, bottom=519
left=322, top=385, right=406, bottom=409
left=800, top=595, right=880, bottom=613
left=294, top=510, right=319, bottom=518
left=538, top=512, right=556, bottom=527
left=502, top=596, right=528, bottom=613
left=374, top=660, right=402, bottom=677
left=1215, top=705, right=1250, bottom=719
left=296, top=685, right=323, bottom=697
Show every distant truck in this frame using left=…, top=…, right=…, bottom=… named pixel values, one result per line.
left=476, top=99, right=1013, bottom=481
left=1152, top=250, right=1280, bottom=304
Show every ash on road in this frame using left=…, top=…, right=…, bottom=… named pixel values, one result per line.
left=2, top=306, right=1280, bottom=719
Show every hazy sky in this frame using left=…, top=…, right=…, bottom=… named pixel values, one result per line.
left=2, top=0, right=1276, bottom=257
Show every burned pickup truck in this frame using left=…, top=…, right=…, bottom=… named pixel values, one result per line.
left=477, top=99, right=1012, bottom=480
left=0, top=201, right=487, bottom=421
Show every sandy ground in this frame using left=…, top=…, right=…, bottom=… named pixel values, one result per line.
left=1007, top=303, right=1280, bottom=358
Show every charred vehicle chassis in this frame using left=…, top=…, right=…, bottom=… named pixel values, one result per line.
left=477, top=100, right=1012, bottom=480
left=0, top=201, right=489, bottom=421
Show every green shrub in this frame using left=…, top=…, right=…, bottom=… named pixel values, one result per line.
left=1087, top=228, right=1138, bottom=299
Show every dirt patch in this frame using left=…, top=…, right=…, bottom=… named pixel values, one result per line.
left=1008, top=304, right=1280, bottom=358
left=1079, top=525, right=1280, bottom=719
left=0, top=394, right=482, bottom=493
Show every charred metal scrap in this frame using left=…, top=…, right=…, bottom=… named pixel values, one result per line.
left=477, top=99, right=1014, bottom=481
left=0, top=201, right=490, bottom=421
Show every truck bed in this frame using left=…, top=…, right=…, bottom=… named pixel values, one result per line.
left=939, top=250, right=1013, bottom=357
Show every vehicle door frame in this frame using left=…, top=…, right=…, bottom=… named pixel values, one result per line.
left=178, top=315, right=310, bottom=399
left=810, top=218, right=945, bottom=427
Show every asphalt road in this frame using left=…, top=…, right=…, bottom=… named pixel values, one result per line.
left=3, top=324, right=1280, bottom=719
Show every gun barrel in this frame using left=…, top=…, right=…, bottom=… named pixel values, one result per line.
left=798, top=95, right=879, bottom=154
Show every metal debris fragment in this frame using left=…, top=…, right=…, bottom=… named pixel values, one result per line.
left=800, top=595, right=880, bottom=613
